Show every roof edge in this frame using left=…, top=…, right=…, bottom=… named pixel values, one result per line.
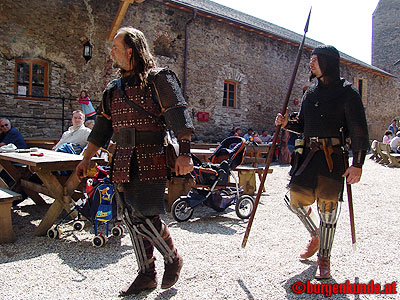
left=161, top=0, right=394, bottom=78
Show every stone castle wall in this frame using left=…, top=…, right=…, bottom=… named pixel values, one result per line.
left=0, top=0, right=398, bottom=142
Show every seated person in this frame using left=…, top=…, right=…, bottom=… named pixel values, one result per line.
left=53, top=110, right=91, bottom=152
left=382, top=130, right=392, bottom=144
left=388, top=118, right=398, bottom=135
left=233, top=127, right=242, bottom=137
left=389, top=131, right=400, bottom=153
left=0, top=118, right=26, bottom=149
left=252, top=131, right=262, bottom=144
left=243, top=128, right=254, bottom=141
left=260, top=130, right=272, bottom=144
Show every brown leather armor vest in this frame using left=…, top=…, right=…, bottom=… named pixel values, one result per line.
left=110, top=81, right=167, bottom=183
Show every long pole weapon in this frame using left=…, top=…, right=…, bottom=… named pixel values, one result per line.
left=340, top=128, right=357, bottom=250
left=242, top=8, right=312, bottom=248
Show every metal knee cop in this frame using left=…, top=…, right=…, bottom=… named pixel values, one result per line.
left=284, top=193, right=319, bottom=238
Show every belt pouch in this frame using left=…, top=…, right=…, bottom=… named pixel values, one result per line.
left=289, top=138, right=305, bottom=176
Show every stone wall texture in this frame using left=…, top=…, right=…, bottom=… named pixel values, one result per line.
left=0, top=0, right=399, bottom=142
left=373, top=0, right=400, bottom=77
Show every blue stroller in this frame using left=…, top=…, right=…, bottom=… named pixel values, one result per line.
left=171, top=136, right=255, bottom=222
left=47, top=165, right=123, bottom=247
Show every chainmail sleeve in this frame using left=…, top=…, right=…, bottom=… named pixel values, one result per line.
left=344, top=86, right=369, bottom=152
left=149, top=68, right=194, bottom=139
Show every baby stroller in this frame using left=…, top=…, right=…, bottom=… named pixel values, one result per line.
left=47, top=165, right=123, bottom=247
left=171, top=136, right=255, bottom=222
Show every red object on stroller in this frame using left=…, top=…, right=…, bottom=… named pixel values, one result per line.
left=171, top=136, right=255, bottom=222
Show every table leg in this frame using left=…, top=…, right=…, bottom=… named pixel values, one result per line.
left=34, top=199, right=65, bottom=236
left=33, top=171, right=72, bottom=236
left=256, top=171, right=267, bottom=192
left=0, top=161, right=46, bottom=205
left=238, top=170, right=256, bottom=195
left=0, top=200, right=16, bottom=243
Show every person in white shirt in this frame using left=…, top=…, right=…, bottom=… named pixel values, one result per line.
left=389, top=131, right=400, bottom=153
left=53, top=110, right=91, bottom=151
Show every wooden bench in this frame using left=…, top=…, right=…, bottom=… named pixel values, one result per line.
left=376, top=142, right=390, bottom=165
left=25, top=138, right=58, bottom=150
left=369, top=140, right=379, bottom=161
left=379, top=142, right=400, bottom=167
left=0, top=187, right=21, bottom=243
left=234, top=165, right=273, bottom=195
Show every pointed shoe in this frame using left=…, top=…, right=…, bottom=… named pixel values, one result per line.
left=119, top=272, right=157, bottom=297
left=161, top=254, right=183, bottom=289
left=300, top=236, right=319, bottom=259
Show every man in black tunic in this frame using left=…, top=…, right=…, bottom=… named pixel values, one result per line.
left=76, top=27, right=194, bottom=295
left=275, top=45, right=369, bottom=279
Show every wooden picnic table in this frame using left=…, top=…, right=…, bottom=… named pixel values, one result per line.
left=0, top=149, right=103, bottom=237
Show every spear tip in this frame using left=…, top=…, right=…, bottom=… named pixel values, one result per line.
left=304, top=7, right=312, bottom=33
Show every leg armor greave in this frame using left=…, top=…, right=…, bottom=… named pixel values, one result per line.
left=136, top=218, right=177, bottom=264
left=318, top=202, right=340, bottom=258
left=121, top=208, right=155, bottom=274
left=284, top=193, right=319, bottom=238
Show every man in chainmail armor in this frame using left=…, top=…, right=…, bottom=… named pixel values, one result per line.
left=275, top=45, right=369, bottom=279
left=76, top=27, right=194, bottom=296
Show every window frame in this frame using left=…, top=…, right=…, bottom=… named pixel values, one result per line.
left=353, top=77, right=368, bottom=106
left=223, top=80, right=237, bottom=108
left=14, top=58, right=49, bottom=101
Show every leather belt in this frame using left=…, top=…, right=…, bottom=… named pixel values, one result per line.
left=295, top=137, right=342, bottom=176
left=113, top=128, right=164, bottom=147
left=304, top=137, right=341, bottom=147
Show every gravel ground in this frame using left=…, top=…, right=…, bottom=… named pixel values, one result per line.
left=0, top=157, right=399, bottom=300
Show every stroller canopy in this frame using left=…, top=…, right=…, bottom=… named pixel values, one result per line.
left=208, top=136, right=246, bottom=169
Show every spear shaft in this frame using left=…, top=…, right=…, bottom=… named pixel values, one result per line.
left=242, top=8, right=312, bottom=248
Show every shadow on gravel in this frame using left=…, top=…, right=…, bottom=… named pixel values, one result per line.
left=165, top=206, right=249, bottom=235
left=119, top=287, right=177, bottom=300
left=0, top=203, right=131, bottom=273
left=283, top=266, right=350, bottom=300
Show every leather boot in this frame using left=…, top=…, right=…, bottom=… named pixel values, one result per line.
left=119, top=271, right=157, bottom=296
left=161, top=253, right=183, bottom=289
left=315, top=256, right=331, bottom=279
left=300, top=236, right=319, bottom=259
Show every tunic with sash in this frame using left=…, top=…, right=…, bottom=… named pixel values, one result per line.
left=88, top=68, right=194, bottom=215
left=286, top=78, right=369, bottom=197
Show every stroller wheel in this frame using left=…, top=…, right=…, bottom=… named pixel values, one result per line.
left=92, top=235, right=106, bottom=247
left=235, top=195, right=255, bottom=219
left=73, top=221, right=85, bottom=231
left=111, top=225, right=123, bottom=237
left=47, top=227, right=60, bottom=239
left=171, top=198, right=193, bottom=222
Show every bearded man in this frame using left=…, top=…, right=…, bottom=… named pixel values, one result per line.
left=76, top=27, right=194, bottom=295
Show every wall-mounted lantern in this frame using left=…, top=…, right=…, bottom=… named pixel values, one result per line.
left=83, top=41, right=93, bottom=63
